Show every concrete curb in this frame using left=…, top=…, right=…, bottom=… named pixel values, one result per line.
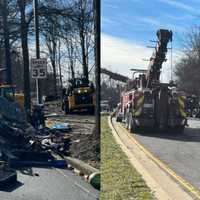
left=109, top=116, right=193, bottom=200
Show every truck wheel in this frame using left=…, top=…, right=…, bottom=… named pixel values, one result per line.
left=128, top=113, right=134, bottom=133
left=116, top=116, right=121, bottom=122
left=125, top=113, right=129, bottom=129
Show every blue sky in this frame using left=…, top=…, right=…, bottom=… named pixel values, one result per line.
left=101, top=0, right=200, bottom=81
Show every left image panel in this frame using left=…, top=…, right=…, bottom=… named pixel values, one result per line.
left=0, top=0, right=100, bottom=199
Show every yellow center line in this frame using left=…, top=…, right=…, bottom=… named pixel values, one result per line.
left=116, top=121, right=200, bottom=199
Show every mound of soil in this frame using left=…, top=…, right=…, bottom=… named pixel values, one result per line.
left=70, top=129, right=100, bottom=169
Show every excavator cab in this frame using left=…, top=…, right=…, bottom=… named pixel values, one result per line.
left=0, top=84, right=24, bottom=109
left=62, top=77, right=95, bottom=114
left=0, top=85, right=15, bottom=101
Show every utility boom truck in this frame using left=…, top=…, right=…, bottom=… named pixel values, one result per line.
left=117, top=29, right=187, bottom=132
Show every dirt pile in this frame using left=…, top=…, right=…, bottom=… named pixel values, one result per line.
left=70, top=128, right=100, bottom=169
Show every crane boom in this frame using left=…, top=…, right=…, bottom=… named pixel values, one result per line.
left=101, top=68, right=129, bottom=83
left=146, top=29, right=172, bottom=88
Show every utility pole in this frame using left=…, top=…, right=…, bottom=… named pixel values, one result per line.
left=1, top=0, right=12, bottom=84
left=33, top=0, right=42, bottom=104
left=94, top=0, right=100, bottom=139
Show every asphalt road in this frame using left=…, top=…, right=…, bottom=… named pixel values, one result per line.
left=0, top=167, right=99, bottom=200
left=132, top=118, right=200, bottom=191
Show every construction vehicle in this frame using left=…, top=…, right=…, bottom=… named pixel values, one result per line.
left=62, top=77, right=95, bottom=114
left=185, top=95, right=199, bottom=117
left=118, top=29, right=187, bottom=132
left=101, top=100, right=110, bottom=112
left=0, top=84, right=24, bottom=109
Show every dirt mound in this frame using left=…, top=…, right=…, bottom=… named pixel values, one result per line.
left=70, top=129, right=100, bottom=169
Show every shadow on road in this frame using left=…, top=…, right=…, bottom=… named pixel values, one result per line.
left=134, top=127, right=200, bottom=142
left=0, top=181, right=24, bottom=192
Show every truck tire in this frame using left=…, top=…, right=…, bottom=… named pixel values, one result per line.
left=125, top=112, right=129, bottom=129
left=128, top=113, right=134, bottom=133
left=116, top=115, right=121, bottom=122
left=116, top=116, right=119, bottom=122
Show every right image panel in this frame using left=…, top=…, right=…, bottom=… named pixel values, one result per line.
left=101, top=1, right=199, bottom=200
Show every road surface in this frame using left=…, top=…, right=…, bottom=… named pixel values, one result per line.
left=0, top=167, right=99, bottom=200
left=131, top=118, right=200, bottom=192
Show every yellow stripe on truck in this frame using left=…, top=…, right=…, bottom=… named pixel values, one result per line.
left=180, top=108, right=187, bottom=118
left=134, top=107, right=142, bottom=116
left=178, top=97, right=185, bottom=108
left=178, top=96, right=187, bottom=118
left=136, top=96, right=144, bottom=107
left=134, top=95, right=144, bottom=116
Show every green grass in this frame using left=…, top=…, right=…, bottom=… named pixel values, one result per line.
left=100, top=116, right=155, bottom=200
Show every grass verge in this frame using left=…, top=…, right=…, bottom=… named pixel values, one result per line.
left=100, top=116, right=155, bottom=200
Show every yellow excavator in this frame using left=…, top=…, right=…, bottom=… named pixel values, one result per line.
left=0, top=84, right=24, bottom=109
left=62, top=77, right=95, bottom=114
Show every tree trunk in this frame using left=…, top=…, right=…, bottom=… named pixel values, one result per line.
left=94, top=0, right=100, bottom=139
left=58, top=39, right=63, bottom=89
left=51, top=39, right=57, bottom=97
left=1, top=0, right=12, bottom=84
left=80, top=29, right=88, bottom=81
left=18, top=0, right=31, bottom=111
left=70, top=42, right=75, bottom=79
left=79, top=1, right=88, bottom=81
left=52, top=59, right=57, bottom=97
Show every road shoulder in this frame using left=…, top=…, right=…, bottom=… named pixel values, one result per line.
left=110, top=116, right=194, bottom=200
left=100, top=115, right=155, bottom=200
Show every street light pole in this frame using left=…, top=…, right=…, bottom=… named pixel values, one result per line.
left=94, top=0, right=100, bottom=139
left=33, top=0, right=42, bottom=104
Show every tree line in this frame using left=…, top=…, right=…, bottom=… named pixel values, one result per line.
left=175, top=27, right=200, bottom=97
left=0, top=0, right=94, bottom=111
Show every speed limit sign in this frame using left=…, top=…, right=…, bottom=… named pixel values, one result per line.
left=31, top=58, right=47, bottom=79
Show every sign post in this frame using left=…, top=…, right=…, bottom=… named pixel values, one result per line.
left=31, top=58, right=47, bottom=104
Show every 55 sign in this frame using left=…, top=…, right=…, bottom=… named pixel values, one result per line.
left=31, top=58, right=47, bottom=79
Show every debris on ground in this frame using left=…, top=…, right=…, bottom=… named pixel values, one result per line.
left=43, top=104, right=100, bottom=169
left=45, top=119, right=71, bottom=132
left=70, top=128, right=100, bottom=169
left=0, top=98, right=100, bottom=190
left=0, top=98, right=68, bottom=171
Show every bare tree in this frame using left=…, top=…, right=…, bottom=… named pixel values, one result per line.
left=175, top=27, right=200, bottom=96
left=17, top=0, right=32, bottom=111
left=0, top=0, right=12, bottom=84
